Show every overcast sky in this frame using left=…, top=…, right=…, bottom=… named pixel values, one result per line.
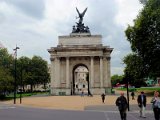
left=0, top=0, right=143, bottom=75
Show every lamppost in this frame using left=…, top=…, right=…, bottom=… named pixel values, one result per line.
left=13, top=46, right=20, bottom=104
left=20, top=62, right=23, bottom=104
left=126, top=78, right=130, bottom=111
left=125, top=72, right=130, bottom=111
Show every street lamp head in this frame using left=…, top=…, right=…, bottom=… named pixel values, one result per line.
left=16, top=47, right=20, bottom=49
left=13, top=46, right=20, bottom=51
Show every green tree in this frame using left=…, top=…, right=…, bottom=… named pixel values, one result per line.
left=26, top=56, right=50, bottom=92
left=0, top=48, right=50, bottom=96
left=125, top=0, right=160, bottom=79
left=139, top=0, right=148, bottom=5
left=0, top=48, right=14, bottom=69
left=16, top=56, right=31, bottom=91
left=123, top=54, right=147, bottom=87
left=16, top=56, right=50, bottom=92
left=0, top=67, right=14, bottom=95
left=0, top=48, right=14, bottom=97
left=111, top=74, right=123, bottom=86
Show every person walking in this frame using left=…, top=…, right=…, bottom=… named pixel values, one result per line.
left=131, top=91, right=135, bottom=100
left=81, top=90, right=84, bottom=97
left=151, top=91, right=160, bottom=120
left=137, top=91, right=147, bottom=118
left=101, top=93, right=105, bottom=103
left=116, top=92, right=128, bottom=120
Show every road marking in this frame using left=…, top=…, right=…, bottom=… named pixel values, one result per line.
left=85, top=109, right=153, bottom=114
left=0, top=106, right=16, bottom=109
left=103, top=112, right=110, bottom=120
left=128, top=113, right=140, bottom=120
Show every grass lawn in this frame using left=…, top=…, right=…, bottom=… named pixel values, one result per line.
left=1, top=91, right=49, bottom=101
left=115, top=87, right=160, bottom=96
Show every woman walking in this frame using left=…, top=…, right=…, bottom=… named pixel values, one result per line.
left=151, top=91, right=160, bottom=120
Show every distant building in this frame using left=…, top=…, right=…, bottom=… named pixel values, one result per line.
left=145, top=77, right=160, bottom=86
left=145, top=79, right=156, bottom=86
left=156, top=77, right=160, bottom=86
left=74, top=66, right=88, bottom=94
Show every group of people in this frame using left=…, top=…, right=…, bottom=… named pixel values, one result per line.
left=114, top=91, right=160, bottom=120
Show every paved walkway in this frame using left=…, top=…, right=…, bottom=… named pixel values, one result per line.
left=2, top=94, right=153, bottom=110
left=0, top=102, right=155, bottom=120
left=85, top=104, right=153, bottom=112
left=0, top=94, right=155, bottom=120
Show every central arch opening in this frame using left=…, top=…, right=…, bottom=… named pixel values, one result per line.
left=72, top=64, right=89, bottom=95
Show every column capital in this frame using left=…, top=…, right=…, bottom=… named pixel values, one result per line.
left=106, top=57, right=111, bottom=61
left=56, top=57, right=61, bottom=60
left=50, top=58, right=55, bottom=61
left=99, top=56, right=103, bottom=59
left=66, top=57, right=70, bottom=60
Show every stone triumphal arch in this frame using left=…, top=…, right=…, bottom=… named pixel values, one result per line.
left=48, top=8, right=113, bottom=95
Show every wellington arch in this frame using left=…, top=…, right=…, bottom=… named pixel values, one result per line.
left=48, top=8, right=113, bottom=95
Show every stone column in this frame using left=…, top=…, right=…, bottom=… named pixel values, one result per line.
left=55, top=57, right=60, bottom=88
left=50, top=58, right=55, bottom=89
left=100, top=56, right=103, bottom=87
left=66, top=57, right=70, bottom=88
left=103, top=57, right=108, bottom=87
left=107, top=57, right=111, bottom=87
left=90, top=56, right=94, bottom=88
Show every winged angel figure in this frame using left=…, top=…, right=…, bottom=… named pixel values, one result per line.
left=76, top=7, right=87, bottom=24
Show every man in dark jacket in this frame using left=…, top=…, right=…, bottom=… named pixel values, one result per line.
left=137, top=91, right=147, bottom=118
left=131, top=91, right=135, bottom=100
left=101, top=93, right=105, bottom=103
left=116, top=92, right=128, bottom=120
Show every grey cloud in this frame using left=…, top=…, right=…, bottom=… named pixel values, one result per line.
left=81, top=1, right=130, bottom=74
left=0, top=0, right=139, bottom=75
left=1, top=0, right=45, bottom=19
left=86, top=1, right=118, bottom=35
left=0, top=13, right=6, bottom=24
left=58, top=1, right=130, bottom=75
